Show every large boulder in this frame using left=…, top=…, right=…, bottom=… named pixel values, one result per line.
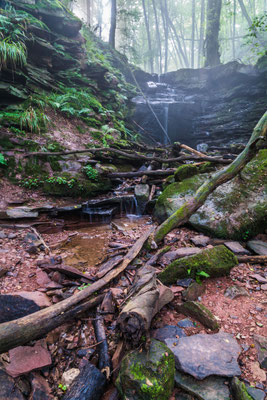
left=154, top=150, right=267, bottom=240
left=116, top=339, right=175, bottom=400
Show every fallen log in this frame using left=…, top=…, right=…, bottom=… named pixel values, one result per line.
left=117, top=265, right=174, bottom=346
left=93, top=306, right=111, bottom=379
left=0, top=228, right=153, bottom=354
left=153, top=111, right=267, bottom=243
left=96, top=255, right=124, bottom=279
left=108, top=169, right=176, bottom=179
left=237, top=255, right=267, bottom=264
left=62, top=363, right=106, bottom=400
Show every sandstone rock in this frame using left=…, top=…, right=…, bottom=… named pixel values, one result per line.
left=6, top=207, right=39, bottom=219
left=182, top=282, right=205, bottom=301
left=160, top=248, right=201, bottom=265
left=177, top=301, right=219, bottom=331
left=165, top=332, right=241, bottom=380
left=247, top=240, right=267, bottom=256
left=62, top=368, right=80, bottom=388
left=224, top=285, right=249, bottom=300
left=224, top=242, right=250, bottom=255
left=12, top=291, right=51, bottom=308
left=6, top=341, right=52, bottom=377
left=175, top=370, right=231, bottom=400
left=116, top=339, right=175, bottom=400
left=191, top=235, right=210, bottom=247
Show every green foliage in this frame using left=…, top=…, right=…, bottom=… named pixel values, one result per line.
left=83, top=165, right=98, bottom=181
left=45, top=175, right=76, bottom=188
left=0, top=153, right=7, bottom=166
left=244, top=13, right=267, bottom=58
left=22, top=177, right=41, bottom=188
left=20, top=107, right=50, bottom=133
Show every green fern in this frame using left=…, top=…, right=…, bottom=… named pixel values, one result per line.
left=0, top=40, right=27, bottom=70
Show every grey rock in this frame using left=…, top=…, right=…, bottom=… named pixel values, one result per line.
left=224, top=241, right=250, bottom=255
left=182, top=282, right=205, bottom=301
left=165, top=332, right=241, bottom=380
left=6, top=207, right=39, bottom=219
left=161, top=248, right=201, bottom=265
left=254, top=335, right=267, bottom=369
left=177, top=278, right=194, bottom=288
left=177, top=301, right=219, bottom=331
left=153, top=325, right=187, bottom=342
left=134, top=184, right=150, bottom=213
left=177, top=319, right=194, bottom=328
left=191, top=235, right=210, bottom=247
left=224, top=285, right=249, bottom=300
left=246, top=385, right=266, bottom=400
left=175, top=370, right=230, bottom=400
left=247, top=240, right=267, bottom=256
left=0, top=364, right=25, bottom=399
left=0, top=231, right=7, bottom=239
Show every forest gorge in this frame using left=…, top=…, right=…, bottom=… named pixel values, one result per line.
left=0, top=0, right=266, bottom=399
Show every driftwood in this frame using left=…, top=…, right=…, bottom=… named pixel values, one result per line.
left=153, top=111, right=267, bottom=243
left=24, top=146, right=231, bottom=164
left=180, top=143, right=206, bottom=157
left=117, top=265, right=174, bottom=346
left=0, top=228, right=153, bottom=354
left=63, top=363, right=106, bottom=400
left=237, top=255, right=267, bottom=264
left=93, top=306, right=111, bottom=379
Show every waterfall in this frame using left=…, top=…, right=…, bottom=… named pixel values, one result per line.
left=163, top=103, right=169, bottom=145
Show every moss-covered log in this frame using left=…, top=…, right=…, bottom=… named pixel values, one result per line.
left=158, top=245, right=238, bottom=285
left=154, top=112, right=267, bottom=244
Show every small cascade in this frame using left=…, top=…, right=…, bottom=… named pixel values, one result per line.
left=82, top=206, right=117, bottom=224
left=162, top=103, right=169, bottom=145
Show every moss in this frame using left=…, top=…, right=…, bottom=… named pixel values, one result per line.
left=174, top=162, right=214, bottom=182
left=116, top=340, right=175, bottom=400
left=158, top=245, right=238, bottom=285
left=231, top=377, right=254, bottom=400
left=178, top=301, right=220, bottom=330
left=162, top=174, right=175, bottom=189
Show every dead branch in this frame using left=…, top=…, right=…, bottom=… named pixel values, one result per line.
left=93, top=306, right=111, bottom=379
left=237, top=255, right=267, bottom=264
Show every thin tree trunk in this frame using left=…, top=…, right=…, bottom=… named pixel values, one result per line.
left=165, top=11, right=189, bottom=67
left=152, top=0, right=162, bottom=74
left=160, top=0, right=169, bottom=73
left=153, top=112, right=267, bottom=243
left=232, top=0, right=236, bottom=59
left=237, top=0, right=252, bottom=25
left=142, top=0, right=154, bottom=73
left=204, top=0, right=222, bottom=67
left=198, top=0, right=205, bottom=67
left=86, top=0, right=91, bottom=25
left=191, top=0, right=195, bottom=68
left=109, top=0, right=117, bottom=48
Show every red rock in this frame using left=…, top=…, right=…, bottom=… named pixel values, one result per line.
left=12, top=291, right=51, bottom=308
left=36, top=269, right=52, bottom=286
left=6, top=341, right=52, bottom=377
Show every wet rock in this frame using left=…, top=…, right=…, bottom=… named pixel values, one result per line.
left=182, top=282, right=205, bottom=301
left=177, top=278, right=194, bottom=288
left=116, top=339, right=175, bottom=400
left=6, top=207, right=39, bottom=219
left=254, top=335, right=267, bottom=369
left=12, top=291, right=51, bottom=308
left=175, top=370, right=231, bottom=400
left=0, top=364, right=25, bottom=399
left=134, top=184, right=150, bottom=213
left=224, top=286, right=249, bottom=300
left=231, top=377, right=265, bottom=400
left=161, top=248, right=201, bottom=265
left=30, top=372, right=53, bottom=400
left=247, top=240, right=267, bottom=255
left=165, top=332, right=241, bottom=380
left=62, top=368, right=80, bottom=388
left=177, top=301, right=219, bottom=331
left=159, top=245, right=237, bottom=285
left=177, top=319, right=194, bottom=328
left=191, top=235, right=210, bottom=247
left=224, top=242, right=250, bottom=255
left=6, top=341, right=52, bottom=378
left=246, top=386, right=266, bottom=400
left=0, top=294, right=40, bottom=323
left=152, top=325, right=187, bottom=342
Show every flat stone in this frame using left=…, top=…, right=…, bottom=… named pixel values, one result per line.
left=224, top=241, right=250, bottom=255
left=247, top=240, right=267, bottom=256
left=36, top=270, right=52, bottom=286
left=250, top=274, right=267, bottom=284
left=177, top=301, right=220, bottom=331
left=161, top=248, right=201, bottom=265
left=6, top=341, right=52, bottom=377
left=182, top=282, right=205, bottom=301
left=12, top=291, right=51, bottom=308
left=224, top=285, right=249, bottom=300
left=0, top=364, right=25, bottom=399
left=177, top=319, right=195, bottom=328
left=152, top=325, right=187, bottom=342
left=6, top=207, right=39, bottom=219
left=175, top=370, right=230, bottom=400
left=62, top=368, right=80, bottom=387
left=254, top=334, right=267, bottom=369
left=191, top=235, right=210, bottom=247
left=165, top=332, right=241, bottom=380
left=246, top=385, right=266, bottom=400
left=177, top=278, right=194, bottom=288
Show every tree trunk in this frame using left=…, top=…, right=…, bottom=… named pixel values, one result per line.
left=198, top=0, right=205, bottom=67
left=154, top=112, right=267, bottom=243
left=164, top=11, right=189, bottom=67
left=237, top=0, right=252, bottom=25
left=142, top=0, right=154, bottom=73
left=232, top=0, right=236, bottom=59
left=109, top=0, right=117, bottom=48
left=191, top=0, right=196, bottom=68
left=159, top=0, right=169, bottom=73
left=152, top=0, right=162, bottom=74
left=204, top=0, right=222, bottom=67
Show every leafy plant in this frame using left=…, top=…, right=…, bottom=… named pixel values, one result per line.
left=83, top=165, right=98, bottom=180
left=0, top=153, right=7, bottom=166
left=78, top=283, right=91, bottom=291
left=20, top=107, right=50, bottom=134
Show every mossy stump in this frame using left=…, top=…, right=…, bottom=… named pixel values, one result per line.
left=116, top=339, right=175, bottom=400
left=158, top=245, right=238, bottom=285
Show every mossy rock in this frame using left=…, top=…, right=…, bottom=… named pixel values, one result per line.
left=174, top=162, right=214, bottom=182
left=162, top=174, right=175, bottom=190
left=231, top=378, right=254, bottom=400
left=154, top=173, right=208, bottom=223
left=158, top=245, right=238, bottom=285
left=190, top=150, right=267, bottom=240
left=116, top=339, right=175, bottom=400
